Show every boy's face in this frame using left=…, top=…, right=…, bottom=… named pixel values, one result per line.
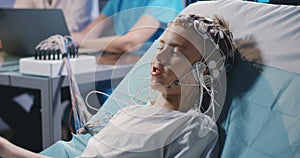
left=150, top=25, right=202, bottom=94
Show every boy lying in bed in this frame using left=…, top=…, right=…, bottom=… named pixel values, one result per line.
left=0, top=14, right=240, bottom=158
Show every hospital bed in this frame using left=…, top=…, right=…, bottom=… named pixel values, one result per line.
left=41, top=0, right=300, bottom=157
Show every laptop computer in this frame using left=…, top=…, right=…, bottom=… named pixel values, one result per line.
left=0, top=8, right=70, bottom=58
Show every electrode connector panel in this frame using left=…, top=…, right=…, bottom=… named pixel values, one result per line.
left=20, top=55, right=96, bottom=77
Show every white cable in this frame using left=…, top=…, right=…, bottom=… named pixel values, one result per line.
left=35, top=34, right=92, bottom=131
left=85, top=90, right=132, bottom=112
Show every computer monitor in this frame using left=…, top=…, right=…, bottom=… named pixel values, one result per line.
left=0, top=9, right=70, bottom=57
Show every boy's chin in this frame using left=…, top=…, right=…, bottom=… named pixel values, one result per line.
left=150, top=83, right=180, bottom=95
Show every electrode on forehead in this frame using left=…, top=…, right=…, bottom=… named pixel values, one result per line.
left=198, top=22, right=208, bottom=33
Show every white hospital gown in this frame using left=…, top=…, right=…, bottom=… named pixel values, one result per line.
left=79, top=103, right=219, bottom=158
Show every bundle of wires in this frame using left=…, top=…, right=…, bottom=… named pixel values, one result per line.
left=35, top=35, right=92, bottom=133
